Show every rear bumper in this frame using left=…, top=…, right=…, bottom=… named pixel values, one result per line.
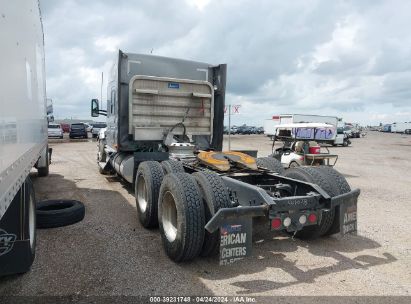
left=205, top=188, right=360, bottom=234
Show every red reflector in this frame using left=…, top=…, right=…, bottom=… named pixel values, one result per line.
left=271, top=218, right=282, bottom=229
left=308, top=213, right=317, bottom=223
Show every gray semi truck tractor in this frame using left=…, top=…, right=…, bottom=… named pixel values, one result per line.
left=91, top=51, right=359, bottom=264
left=0, top=0, right=50, bottom=275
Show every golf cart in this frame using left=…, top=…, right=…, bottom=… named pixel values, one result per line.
left=271, top=123, right=339, bottom=168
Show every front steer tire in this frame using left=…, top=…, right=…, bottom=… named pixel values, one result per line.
left=135, top=161, right=164, bottom=228
left=193, top=171, right=232, bottom=257
left=283, top=167, right=338, bottom=239
left=158, top=173, right=205, bottom=262
left=256, top=157, right=285, bottom=174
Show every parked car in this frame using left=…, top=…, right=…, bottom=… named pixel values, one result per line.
left=69, top=123, right=87, bottom=139
left=382, top=124, right=392, bottom=132
left=237, top=125, right=253, bottom=134
left=84, top=123, right=92, bottom=132
left=230, top=126, right=238, bottom=134
left=91, top=122, right=107, bottom=138
left=60, top=123, right=70, bottom=133
left=405, top=129, right=411, bottom=135
left=48, top=123, right=63, bottom=139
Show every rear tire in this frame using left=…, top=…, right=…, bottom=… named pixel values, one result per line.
left=193, top=171, right=231, bottom=257
left=135, top=161, right=164, bottom=228
left=158, top=173, right=205, bottom=262
left=317, top=166, right=351, bottom=236
left=256, top=157, right=285, bottom=174
left=283, top=167, right=338, bottom=239
left=161, top=160, right=185, bottom=174
left=25, top=178, right=36, bottom=267
left=289, top=161, right=299, bottom=168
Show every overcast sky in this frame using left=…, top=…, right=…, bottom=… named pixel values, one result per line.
left=40, top=0, right=411, bottom=125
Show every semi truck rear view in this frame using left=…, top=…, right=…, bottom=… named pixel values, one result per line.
left=0, top=0, right=50, bottom=275
left=92, top=51, right=359, bottom=264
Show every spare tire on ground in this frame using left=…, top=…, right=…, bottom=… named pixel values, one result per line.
left=36, top=200, right=85, bottom=229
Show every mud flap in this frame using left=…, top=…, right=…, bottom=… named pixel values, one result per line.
left=339, top=199, right=357, bottom=236
left=327, top=188, right=359, bottom=236
left=0, top=183, right=33, bottom=276
left=219, top=217, right=252, bottom=266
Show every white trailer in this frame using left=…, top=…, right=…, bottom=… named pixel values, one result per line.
left=285, top=114, right=339, bottom=125
left=391, top=122, right=411, bottom=133
left=263, top=116, right=280, bottom=137
left=0, top=0, right=49, bottom=275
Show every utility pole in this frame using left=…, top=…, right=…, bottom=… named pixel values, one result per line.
left=100, top=72, right=103, bottom=109
left=228, top=104, right=231, bottom=151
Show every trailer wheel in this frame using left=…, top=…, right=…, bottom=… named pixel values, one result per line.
left=283, top=167, right=338, bottom=239
left=158, top=173, right=205, bottom=262
left=135, top=161, right=164, bottom=228
left=256, top=157, right=285, bottom=174
left=193, top=171, right=231, bottom=257
left=25, top=178, right=36, bottom=267
left=161, top=160, right=185, bottom=174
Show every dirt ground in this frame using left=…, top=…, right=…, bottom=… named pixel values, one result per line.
left=0, top=131, right=410, bottom=299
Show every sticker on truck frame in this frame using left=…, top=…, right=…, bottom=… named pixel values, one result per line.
left=0, top=229, right=17, bottom=257
left=219, top=218, right=252, bottom=266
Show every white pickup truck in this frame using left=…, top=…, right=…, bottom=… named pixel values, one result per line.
left=0, top=0, right=49, bottom=275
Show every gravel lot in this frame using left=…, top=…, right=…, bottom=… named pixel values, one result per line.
left=0, top=131, right=410, bottom=299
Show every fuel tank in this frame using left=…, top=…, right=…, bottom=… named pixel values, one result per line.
left=111, top=153, right=134, bottom=183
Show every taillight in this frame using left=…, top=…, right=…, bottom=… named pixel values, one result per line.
left=271, top=218, right=282, bottom=229
left=308, top=213, right=317, bottom=223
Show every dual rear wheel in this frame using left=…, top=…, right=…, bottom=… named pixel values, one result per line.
left=135, top=161, right=350, bottom=261
left=135, top=161, right=231, bottom=261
